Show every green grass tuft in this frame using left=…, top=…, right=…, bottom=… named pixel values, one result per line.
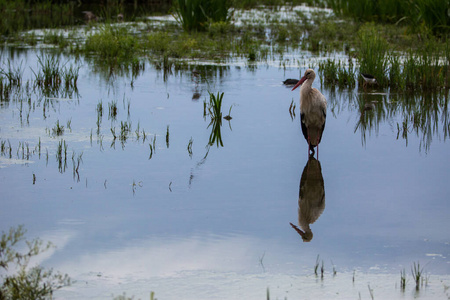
left=174, top=0, right=231, bottom=32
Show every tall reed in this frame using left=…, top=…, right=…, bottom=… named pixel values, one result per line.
left=357, top=25, right=389, bottom=87
left=324, top=0, right=449, bottom=34
left=174, top=0, right=231, bottom=31
left=319, top=58, right=355, bottom=88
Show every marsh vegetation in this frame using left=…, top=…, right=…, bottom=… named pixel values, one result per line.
left=0, top=0, right=449, bottom=299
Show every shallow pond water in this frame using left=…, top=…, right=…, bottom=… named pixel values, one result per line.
left=0, top=47, right=449, bottom=299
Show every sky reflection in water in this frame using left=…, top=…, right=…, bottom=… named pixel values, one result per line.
left=0, top=50, right=449, bottom=299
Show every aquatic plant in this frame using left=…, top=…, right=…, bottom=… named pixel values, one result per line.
left=205, top=92, right=226, bottom=147
left=63, top=64, right=80, bottom=88
left=368, top=284, right=374, bottom=300
left=119, top=120, right=132, bottom=144
left=32, top=54, right=63, bottom=88
left=52, top=119, right=65, bottom=136
left=331, top=260, right=337, bottom=276
left=400, top=268, right=406, bottom=291
left=318, top=58, right=355, bottom=88
left=411, top=261, right=424, bottom=290
left=289, top=99, right=296, bottom=120
left=43, top=31, right=68, bottom=48
left=72, top=151, right=83, bottom=181
left=324, top=0, right=449, bottom=34
left=357, top=25, right=389, bottom=87
left=320, top=260, right=324, bottom=279
left=148, top=135, right=157, bottom=160
left=166, top=125, right=170, bottom=148
left=56, top=139, right=68, bottom=173
left=84, top=25, right=139, bottom=63
left=97, top=100, right=103, bottom=118
left=207, top=91, right=223, bottom=121
left=187, top=137, right=193, bottom=158
left=174, top=0, right=231, bottom=31
left=109, top=100, right=118, bottom=120
left=314, top=255, right=320, bottom=276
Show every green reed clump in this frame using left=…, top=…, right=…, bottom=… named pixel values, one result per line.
left=43, top=31, right=68, bottom=48
left=388, top=53, right=403, bottom=89
left=30, top=55, right=79, bottom=97
left=174, top=0, right=231, bottom=31
left=146, top=31, right=173, bottom=55
left=415, top=40, right=449, bottom=90
left=56, top=139, right=68, bottom=173
left=408, top=0, right=449, bottom=35
left=0, top=59, right=23, bottom=86
left=108, top=100, right=118, bottom=120
left=318, top=58, right=355, bottom=88
left=52, top=120, right=65, bottom=136
left=400, top=40, right=450, bottom=90
left=411, top=261, right=424, bottom=290
left=32, top=54, right=62, bottom=87
left=63, top=64, right=80, bottom=88
left=205, top=91, right=225, bottom=147
left=119, top=121, right=132, bottom=143
left=325, top=0, right=408, bottom=23
left=338, top=59, right=356, bottom=87
left=357, top=25, right=389, bottom=87
left=84, top=25, right=139, bottom=63
left=318, top=59, right=338, bottom=85
left=207, top=91, right=223, bottom=121
left=324, top=0, right=449, bottom=35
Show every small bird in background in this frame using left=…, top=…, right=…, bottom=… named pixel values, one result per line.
left=283, top=78, right=299, bottom=86
left=82, top=11, right=98, bottom=22
left=360, top=73, right=377, bottom=89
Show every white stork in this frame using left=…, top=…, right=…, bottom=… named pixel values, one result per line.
left=291, top=69, right=327, bottom=157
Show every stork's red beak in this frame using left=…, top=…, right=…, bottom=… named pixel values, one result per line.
left=289, top=222, right=306, bottom=238
left=291, top=76, right=307, bottom=91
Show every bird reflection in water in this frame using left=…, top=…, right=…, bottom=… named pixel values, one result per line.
left=290, top=155, right=325, bottom=242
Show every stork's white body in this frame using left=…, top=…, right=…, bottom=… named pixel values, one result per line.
left=292, top=69, right=327, bottom=155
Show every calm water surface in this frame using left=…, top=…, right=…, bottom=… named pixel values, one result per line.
left=0, top=48, right=449, bottom=299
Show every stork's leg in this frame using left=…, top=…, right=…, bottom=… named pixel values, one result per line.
left=316, top=136, right=320, bottom=159
left=307, top=134, right=310, bottom=157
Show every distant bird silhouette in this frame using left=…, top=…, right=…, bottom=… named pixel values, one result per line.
left=283, top=78, right=299, bottom=86
left=82, top=11, right=98, bottom=22
left=290, top=155, right=325, bottom=242
left=291, top=69, right=327, bottom=157
left=360, top=73, right=377, bottom=89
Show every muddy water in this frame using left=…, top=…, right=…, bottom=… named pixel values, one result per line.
left=0, top=48, right=449, bottom=299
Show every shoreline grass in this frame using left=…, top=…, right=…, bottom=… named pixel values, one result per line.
left=324, top=0, right=449, bottom=35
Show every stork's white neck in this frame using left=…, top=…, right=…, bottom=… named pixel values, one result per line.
left=300, top=78, right=313, bottom=92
